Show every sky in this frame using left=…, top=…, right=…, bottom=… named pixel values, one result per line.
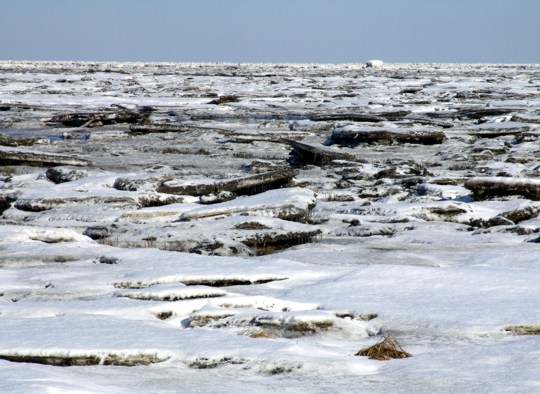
left=1, top=0, right=539, bottom=63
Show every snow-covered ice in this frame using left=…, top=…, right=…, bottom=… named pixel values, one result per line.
left=0, top=61, right=539, bottom=393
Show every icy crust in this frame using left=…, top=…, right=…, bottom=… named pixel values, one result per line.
left=117, top=202, right=201, bottom=224
left=177, top=187, right=316, bottom=221
left=0, top=145, right=92, bottom=167
left=1, top=225, right=94, bottom=244
left=75, top=188, right=320, bottom=256
left=0, top=245, right=381, bottom=376
left=116, top=284, right=227, bottom=301
left=324, top=199, right=539, bottom=232
left=466, top=176, right=540, bottom=200
left=87, top=215, right=321, bottom=256
left=5, top=169, right=183, bottom=207
left=185, top=308, right=376, bottom=339
left=331, top=125, right=447, bottom=145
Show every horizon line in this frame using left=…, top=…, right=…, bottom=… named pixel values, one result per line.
left=1, top=59, right=539, bottom=66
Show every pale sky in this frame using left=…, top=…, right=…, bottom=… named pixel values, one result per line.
left=1, top=0, right=539, bottom=63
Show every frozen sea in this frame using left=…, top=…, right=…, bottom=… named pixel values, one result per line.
left=0, top=61, right=539, bottom=393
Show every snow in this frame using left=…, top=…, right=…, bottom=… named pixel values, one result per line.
left=177, top=187, right=316, bottom=221
left=1, top=61, right=539, bottom=392
left=366, top=60, right=384, bottom=68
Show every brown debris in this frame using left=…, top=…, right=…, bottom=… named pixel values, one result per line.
left=503, top=324, right=540, bottom=336
left=248, top=330, right=277, bottom=339
left=356, top=333, right=412, bottom=361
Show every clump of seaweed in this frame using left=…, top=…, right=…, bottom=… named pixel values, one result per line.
left=355, top=333, right=412, bottom=361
